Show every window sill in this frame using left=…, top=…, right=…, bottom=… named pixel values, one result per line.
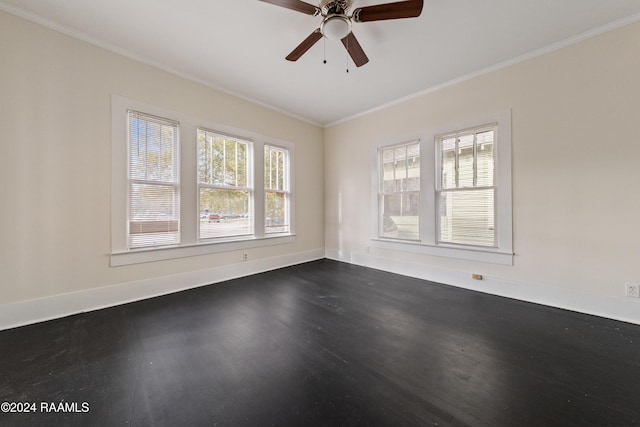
left=111, top=234, right=296, bottom=266
left=371, top=238, right=513, bottom=265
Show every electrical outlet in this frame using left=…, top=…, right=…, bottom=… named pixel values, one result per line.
left=625, top=283, right=640, bottom=298
left=472, top=273, right=483, bottom=281
left=365, top=246, right=370, bottom=254
left=242, top=252, right=248, bottom=262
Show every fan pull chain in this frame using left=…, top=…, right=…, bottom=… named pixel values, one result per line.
left=346, top=35, right=350, bottom=73
left=323, top=36, right=327, bottom=64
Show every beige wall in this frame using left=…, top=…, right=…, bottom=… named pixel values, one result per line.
left=325, top=21, right=640, bottom=305
left=2, top=7, right=639, bottom=323
left=0, top=11, right=324, bottom=305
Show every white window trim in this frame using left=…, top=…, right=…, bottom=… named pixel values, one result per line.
left=371, top=110, right=513, bottom=265
left=111, top=95, right=295, bottom=266
left=110, top=235, right=295, bottom=266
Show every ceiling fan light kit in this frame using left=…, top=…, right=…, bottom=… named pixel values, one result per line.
left=260, top=0, right=424, bottom=67
left=321, top=15, right=352, bottom=40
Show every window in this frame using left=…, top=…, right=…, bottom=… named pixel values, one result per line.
left=373, top=112, right=512, bottom=265
left=111, top=96, right=296, bottom=266
left=197, top=129, right=252, bottom=240
left=264, top=145, right=290, bottom=234
left=127, top=111, right=180, bottom=249
left=379, top=141, right=420, bottom=240
left=437, top=126, right=496, bottom=247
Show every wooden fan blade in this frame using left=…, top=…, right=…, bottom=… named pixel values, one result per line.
left=258, top=0, right=320, bottom=16
left=286, top=29, right=323, bottom=61
left=341, top=32, right=369, bottom=67
left=352, top=0, right=423, bottom=22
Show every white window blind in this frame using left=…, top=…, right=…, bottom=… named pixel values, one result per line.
left=197, top=129, right=252, bottom=239
left=264, top=145, right=290, bottom=234
left=127, top=111, right=180, bottom=249
left=437, top=126, right=496, bottom=247
left=379, top=141, right=420, bottom=240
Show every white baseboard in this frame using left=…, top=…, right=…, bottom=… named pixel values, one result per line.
left=0, top=248, right=325, bottom=331
left=325, top=249, right=640, bottom=326
left=5, top=247, right=637, bottom=332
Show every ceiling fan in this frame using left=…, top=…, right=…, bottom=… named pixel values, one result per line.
left=259, top=0, right=424, bottom=67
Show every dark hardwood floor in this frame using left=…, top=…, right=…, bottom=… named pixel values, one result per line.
left=1, top=259, right=639, bottom=426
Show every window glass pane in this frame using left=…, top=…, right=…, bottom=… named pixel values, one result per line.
left=128, top=111, right=179, bottom=249
left=266, top=191, right=289, bottom=233
left=197, top=132, right=209, bottom=184
left=406, top=153, right=420, bottom=191
left=394, top=147, right=407, bottom=189
left=225, top=139, right=237, bottom=186
left=129, top=116, right=177, bottom=183
left=383, top=182, right=396, bottom=192
left=379, top=141, right=420, bottom=240
left=199, top=188, right=250, bottom=239
left=381, top=192, right=419, bottom=240
left=439, top=188, right=495, bottom=247
left=264, top=145, right=290, bottom=234
left=264, top=148, right=271, bottom=189
left=277, top=151, right=284, bottom=191
left=198, top=130, right=249, bottom=188
left=407, top=143, right=420, bottom=158
left=212, top=138, right=225, bottom=185
left=237, top=141, right=247, bottom=188
left=381, top=144, right=420, bottom=192
left=271, top=150, right=277, bottom=189
left=130, top=183, right=179, bottom=220
left=441, top=138, right=456, bottom=190
left=129, top=182, right=179, bottom=247
left=265, top=146, right=287, bottom=191
left=382, top=148, right=396, bottom=192
left=458, top=135, right=475, bottom=188
left=476, top=131, right=494, bottom=187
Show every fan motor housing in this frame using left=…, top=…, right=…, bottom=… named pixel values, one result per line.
left=320, top=0, right=352, bottom=16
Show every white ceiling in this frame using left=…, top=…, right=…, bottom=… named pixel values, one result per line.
left=2, top=0, right=640, bottom=126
